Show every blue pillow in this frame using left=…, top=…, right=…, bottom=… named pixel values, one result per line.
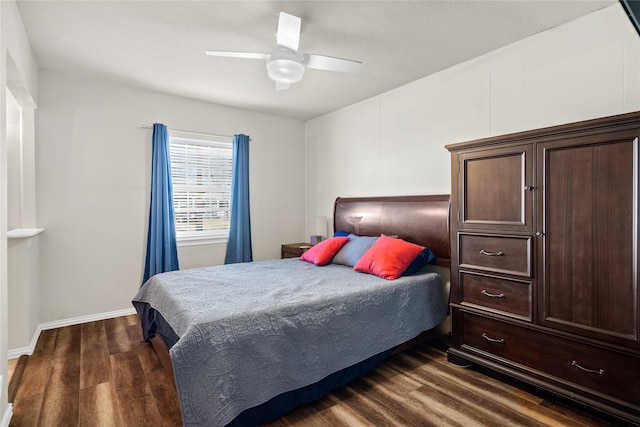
left=332, top=234, right=379, bottom=267
left=403, top=248, right=437, bottom=275
left=333, top=230, right=350, bottom=237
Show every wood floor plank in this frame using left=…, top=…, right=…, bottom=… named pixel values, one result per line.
left=331, top=382, right=419, bottom=427
left=314, top=402, right=376, bottom=427
left=124, top=313, right=139, bottom=326
left=536, top=396, right=622, bottom=427
left=104, top=316, right=136, bottom=355
left=398, top=352, right=603, bottom=427
left=128, top=322, right=144, bottom=343
left=12, top=356, right=50, bottom=401
left=400, top=348, right=533, bottom=403
left=408, top=385, right=487, bottom=427
left=38, top=383, right=80, bottom=427
left=363, top=362, right=423, bottom=392
left=53, top=323, right=81, bottom=354
left=135, top=339, right=182, bottom=425
left=393, top=357, right=552, bottom=426
left=38, top=324, right=82, bottom=427
left=80, top=320, right=111, bottom=389
left=409, top=346, right=621, bottom=426
left=276, top=402, right=329, bottom=427
left=78, top=381, right=123, bottom=427
left=411, top=346, right=546, bottom=406
left=49, top=323, right=82, bottom=387
left=32, top=328, right=57, bottom=356
left=431, top=357, right=617, bottom=427
left=346, top=373, right=447, bottom=427
left=383, top=352, right=501, bottom=426
left=110, top=350, right=164, bottom=426
left=295, top=385, right=342, bottom=413
left=8, top=355, right=29, bottom=403
left=9, top=393, right=43, bottom=427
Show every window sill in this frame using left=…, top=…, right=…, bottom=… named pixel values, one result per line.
left=177, top=234, right=228, bottom=247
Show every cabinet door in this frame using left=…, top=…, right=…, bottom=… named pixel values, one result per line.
left=458, top=145, right=533, bottom=232
left=538, top=132, right=639, bottom=346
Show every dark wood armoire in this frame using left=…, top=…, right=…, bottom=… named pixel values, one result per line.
left=446, top=111, right=640, bottom=424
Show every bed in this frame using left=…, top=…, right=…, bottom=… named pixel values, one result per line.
left=133, top=194, right=451, bottom=426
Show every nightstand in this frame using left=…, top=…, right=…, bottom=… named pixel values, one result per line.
left=281, top=242, right=312, bottom=259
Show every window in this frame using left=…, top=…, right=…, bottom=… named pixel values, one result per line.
left=169, top=132, right=232, bottom=245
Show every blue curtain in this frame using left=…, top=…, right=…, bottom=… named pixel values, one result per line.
left=225, top=134, right=253, bottom=264
left=143, top=123, right=179, bottom=283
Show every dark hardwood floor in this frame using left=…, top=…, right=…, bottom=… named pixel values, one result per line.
left=8, top=314, right=633, bottom=426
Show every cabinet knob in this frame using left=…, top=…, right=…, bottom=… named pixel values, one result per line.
left=535, top=231, right=545, bottom=237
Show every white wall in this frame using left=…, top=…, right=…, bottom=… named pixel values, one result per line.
left=1, top=0, right=40, bottom=419
left=36, top=70, right=306, bottom=323
left=7, top=237, right=40, bottom=353
left=305, top=4, right=640, bottom=230
left=6, top=87, right=40, bottom=355
left=0, top=10, right=7, bottom=419
left=6, top=90, right=20, bottom=231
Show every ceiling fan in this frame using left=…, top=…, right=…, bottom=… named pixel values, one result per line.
left=205, top=12, right=363, bottom=90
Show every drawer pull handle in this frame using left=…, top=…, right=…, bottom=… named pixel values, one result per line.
left=481, top=333, right=505, bottom=344
left=479, top=249, right=504, bottom=256
left=481, top=290, right=505, bottom=298
left=571, top=360, right=605, bottom=375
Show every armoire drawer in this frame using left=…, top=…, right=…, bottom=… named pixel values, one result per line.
left=460, top=312, right=640, bottom=407
left=459, top=272, right=531, bottom=320
left=458, top=234, right=531, bottom=277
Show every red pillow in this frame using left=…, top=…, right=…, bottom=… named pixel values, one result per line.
left=353, top=234, right=424, bottom=280
left=300, top=236, right=350, bottom=266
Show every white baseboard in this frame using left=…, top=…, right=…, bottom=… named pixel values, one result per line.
left=38, top=307, right=137, bottom=331
left=1, top=404, right=12, bottom=427
left=8, top=307, right=137, bottom=359
left=7, top=346, right=31, bottom=360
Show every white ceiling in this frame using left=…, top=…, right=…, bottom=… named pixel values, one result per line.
left=16, top=0, right=615, bottom=121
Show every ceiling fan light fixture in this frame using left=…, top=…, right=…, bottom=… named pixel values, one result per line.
left=267, top=59, right=304, bottom=83
left=266, top=45, right=305, bottom=83
left=205, top=12, right=361, bottom=90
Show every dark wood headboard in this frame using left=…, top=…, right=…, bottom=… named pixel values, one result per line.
left=333, top=195, right=451, bottom=268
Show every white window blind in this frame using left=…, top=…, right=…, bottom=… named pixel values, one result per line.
left=169, top=134, right=232, bottom=243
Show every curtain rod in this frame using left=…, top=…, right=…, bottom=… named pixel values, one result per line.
left=139, top=125, right=250, bottom=141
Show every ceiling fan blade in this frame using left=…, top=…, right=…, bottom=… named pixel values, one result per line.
left=302, top=54, right=362, bottom=74
left=205, top=51, right=269, bottom=60
left=276, top=12, right=301, bottom=51
left=276, top=81, right=291, bottom=91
